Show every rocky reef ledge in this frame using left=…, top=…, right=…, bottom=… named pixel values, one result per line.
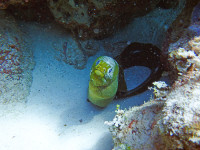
left=105, top=3, right=200, bottom=150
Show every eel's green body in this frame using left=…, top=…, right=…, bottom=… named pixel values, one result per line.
left=88, top=56, right=119, bottom=107
left=88, top=42, right=163, bottom=108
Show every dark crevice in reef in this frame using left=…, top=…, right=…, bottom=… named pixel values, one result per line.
left=157, top=0, right=179, bottom=9
left=6, top=1, right=54, bottom=23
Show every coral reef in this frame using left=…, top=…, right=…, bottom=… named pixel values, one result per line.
left=158, top=76, right=200, bottom=150
left=149, top=81, right=169, bottom=100
left=47, top=0, right=166, bottom=40
left=168, top=29, right=200, bottom=78
left=106, top=48, right=200, bottom=149
left=0, top=10, right=35, bottom=103
left=157, top=6, right=200, bottom=148
left=105, top=3, right=200, bottom=149
left=105, top=101, right=165, bottom=150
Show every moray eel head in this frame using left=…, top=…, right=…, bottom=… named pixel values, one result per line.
left=94, top=70, right=104, bottom=78
left=88, top=56, right=119, bottom=107
left=90, top=58, right=114, bottom=86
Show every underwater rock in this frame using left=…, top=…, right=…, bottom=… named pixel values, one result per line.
left=164, top=0, right=200, bottom=45
left=156, top=0, right=179, bottom=9
left=53, top=37, right=87, bottom=69
left=106, top=64, right=200, bottom=150
left=168, top=32, right=200, bottom=79
left=47, top=0, right=162, bottom=40
left=189, top=36, right=200, bottom=55
left=80, top=39, right=100, bottom=57
left=105, top=100, right=165, bottom=150
left=0, top=0, right=53, bottom=23
left=103, top=41, right=131, bottom=57
left=158, top=78, right=200, bottom=150
left=103, top=0, right=186, bottom=58
left=0, top=10, right=35, bottom=103
left=165, top=16, right=200, bottom=150
left=0, top=0, right=32, bottom=9
left=7, top=0, right=53, bottom=23
left=62, top=39, right=86, bottom=69
left=191, top=2, right=200, bottom=24
left=106, top=5, right=200, bottom=149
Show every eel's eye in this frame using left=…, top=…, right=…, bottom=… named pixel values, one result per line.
left=108, top=68, right=112, bottom=73
left=96, top=60, right=100, bottom=65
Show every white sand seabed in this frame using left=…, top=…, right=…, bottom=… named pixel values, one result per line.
left=0, top=22, right=154, bottom=150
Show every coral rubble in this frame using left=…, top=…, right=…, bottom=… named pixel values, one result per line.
left=0, top=10, right=35, bottom=103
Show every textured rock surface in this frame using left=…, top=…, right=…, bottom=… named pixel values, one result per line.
left=106, top=73, right=200, bottom=149
left=0, top=0, right=32, bottom=9
left=0, top=10, right=35, bottom=103
left=105, top=100, right=165, bottom=150
left=106, top=49, right=200, bottom=149
left=7, top=0, right=53, bottom=22
left=53, top=37, right=87, bottom=69
left=162, top=0, right=200, bottom=54
left=47, top=0, right=163, bottom=40
left=0, top=0, right=186, bottom=70
left=158, top=10, right=200, bottom=148
left=52, top=36, right=100, bottom=69
left=158, top=78, right=200, bottom=150
left=105, top=4, right=200, bottom=149
left=102, top=0, right=186, bottom=58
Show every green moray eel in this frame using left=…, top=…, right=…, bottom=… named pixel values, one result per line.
left=88, top=42, right=163, bottom=107
left=88, top=56, right=119, bottom=107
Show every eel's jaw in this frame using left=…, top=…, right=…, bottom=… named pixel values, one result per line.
left=93, top=69, right=107, bottom=85
left=94, top=70, right=104, bottom=78
left=90, top=69, right=112, bottom=87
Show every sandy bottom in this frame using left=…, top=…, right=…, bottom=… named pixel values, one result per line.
left=0, top=22, right=155, bottom=150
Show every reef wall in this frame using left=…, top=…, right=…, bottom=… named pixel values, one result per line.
left=47, top=0, right=164, bottom=40
left=105, top=2, right=200, bottom=150
left=0, top=10, right=35, bottom=103
left=0, top=0, right=188, bottom=69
